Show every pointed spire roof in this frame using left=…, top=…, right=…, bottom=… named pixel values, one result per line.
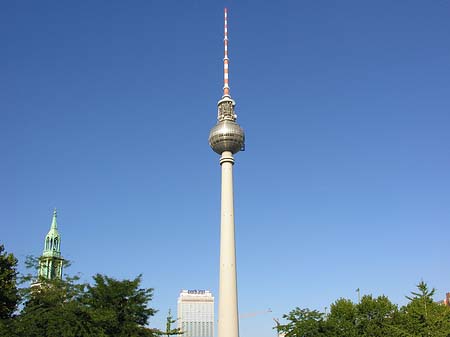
left=51, top=208, right=58, bottom=230
left=46, top=208, right=60, bottom=239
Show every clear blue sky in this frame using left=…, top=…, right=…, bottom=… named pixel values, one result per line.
left=2, top=1, right=449, bottom=336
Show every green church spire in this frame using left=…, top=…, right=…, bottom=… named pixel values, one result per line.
left=51, top=208, right=58, bottom=229
left=38, top=209, right=64, bottom=280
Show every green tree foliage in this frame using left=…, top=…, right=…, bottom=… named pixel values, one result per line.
left=278, top=283, right=450, bottom=337
left=14, top=274, right=158, bottom=337
left=327, top=298, right=358, bottom=337
left=355, top=295, right=398, bottom=337
left=85, top=274, right=157, bottom=337
left=0, top=245, right=19, bottom=319
left=0, top=245, right=20, bottom=337
left=278, top=308, right=329, bottom=336
left=0, top=249, right=158, bottom=337
left=161, top=309, right=183, bottom=337
left=398, top=281, right=450, bottom=337
left=16, top=277, right=102, bottom=337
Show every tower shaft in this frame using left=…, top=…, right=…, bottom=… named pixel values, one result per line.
left=218, top=151, right=239, bottom=337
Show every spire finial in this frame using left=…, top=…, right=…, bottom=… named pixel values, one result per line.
left=223, top=8, right=230, bottom=97
left=51, top=208, right=58, bottom=229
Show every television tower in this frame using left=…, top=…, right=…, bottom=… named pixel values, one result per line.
left=208, top=8, right=245, bottom=337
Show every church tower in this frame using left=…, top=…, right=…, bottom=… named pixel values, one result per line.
left=38, top=209, right=64, bottom=280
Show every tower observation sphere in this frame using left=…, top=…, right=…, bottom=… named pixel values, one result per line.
left=208, top=97, right=245, bottom=155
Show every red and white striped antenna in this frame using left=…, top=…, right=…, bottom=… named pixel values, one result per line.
left=223, top=8, right=230, bottom=97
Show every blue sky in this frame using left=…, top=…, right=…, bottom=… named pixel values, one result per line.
left=1, top=1, right=449, bottom=336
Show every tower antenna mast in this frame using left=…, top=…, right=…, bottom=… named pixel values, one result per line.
left=223, top=8, right=230, bottom=97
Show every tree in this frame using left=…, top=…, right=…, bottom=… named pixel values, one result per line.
left=13, top=255, right=102, bottom=337
left=161, top=309, right=182, bottom=337
left=399, top=281, right=450, bottom=337
left=0, top=244, right=19, bottom=319
left=327, top=298, right=358, bottom=337
left=16, top=276, right=102, bottom=337
left=326, top=296, right=399, bottom=337
left=278, top=282, right=450, bottom=337
left=84, top=274, right=157, bottom=337
left=355, top=295, right=398, bottom=337
left=0, top=244, right=20, bottom=337
left=277, top=307, right=329, bottom=337
left=0, top=250, right=159, bottom=337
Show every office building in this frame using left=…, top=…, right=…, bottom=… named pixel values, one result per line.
left=177, top=290, right=214, bottom=337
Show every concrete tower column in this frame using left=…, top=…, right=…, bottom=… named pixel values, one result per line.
left=218, top=151, right=239, bottom=337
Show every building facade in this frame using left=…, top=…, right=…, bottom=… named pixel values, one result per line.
left=177, top=290, right=214, bottom=337
left=443, top=292, right=450, bottom=306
